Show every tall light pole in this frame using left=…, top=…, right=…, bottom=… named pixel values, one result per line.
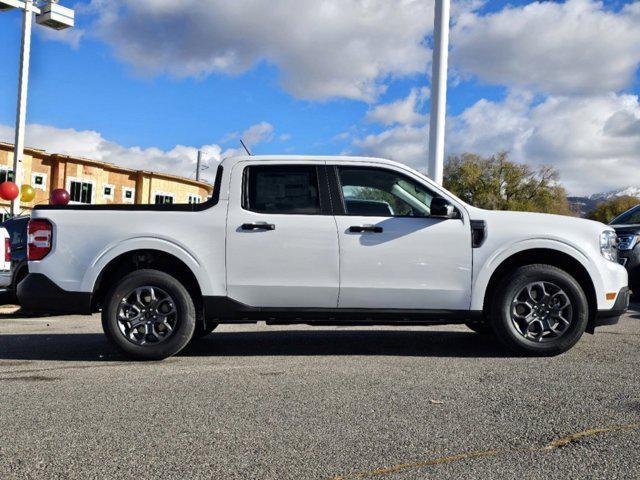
left=1, top=0, right=75, bottom=215
left=196, top=150, right=202, bottom=181
left=428, top=0, right=450, bottom=186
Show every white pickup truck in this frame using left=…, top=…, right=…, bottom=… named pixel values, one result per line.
left=19, top=156, right=628, bottom=360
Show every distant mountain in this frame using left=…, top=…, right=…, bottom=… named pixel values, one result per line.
left=568, top=187, right=640, bottom=217
left=590, top=187, right=640, bottom=202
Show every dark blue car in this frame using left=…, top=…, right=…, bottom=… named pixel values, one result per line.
left=0, top=216, right=29, bottom=301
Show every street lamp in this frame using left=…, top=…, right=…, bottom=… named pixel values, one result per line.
left=428, top=0, right=450, bottom=186
left=1, top=0, right=74, bottom=215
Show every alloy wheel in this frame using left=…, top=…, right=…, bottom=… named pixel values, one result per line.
left=510, top=281, right=573, bottom=342
left=116, top=286, right=178, bottom=346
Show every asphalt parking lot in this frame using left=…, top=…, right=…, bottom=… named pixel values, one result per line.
left=1, top=307, right=639, bottom=480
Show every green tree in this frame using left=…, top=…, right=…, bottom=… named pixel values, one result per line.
left=587, top=196, right=640, bottom=223
left=443, top=152, right=574, bottom=215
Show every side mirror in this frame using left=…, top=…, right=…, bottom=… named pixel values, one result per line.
left=430, top=197, right=456, bottom=219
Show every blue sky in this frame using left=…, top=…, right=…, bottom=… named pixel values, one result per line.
left=1, top=0, right=640, bottom=195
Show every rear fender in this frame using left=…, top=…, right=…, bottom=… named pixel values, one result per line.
left=82, top=236, right=212, bottom=295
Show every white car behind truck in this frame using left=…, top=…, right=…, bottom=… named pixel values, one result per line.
left=18, top=156, right=628, bottom=360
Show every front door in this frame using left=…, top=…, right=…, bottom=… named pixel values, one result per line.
left=331, top=165, right=472, bottom=311
left=226, top=162, right=339, bottom=308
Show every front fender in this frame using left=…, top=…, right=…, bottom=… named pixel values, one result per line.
left=81, top=235, right=213, bottom=295
left=470, top=238, right=601, bottom=311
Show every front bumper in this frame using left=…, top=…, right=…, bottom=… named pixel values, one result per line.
left=593, top=286, right=629, bottom=330
left=17, top=273, right=92, bottom=314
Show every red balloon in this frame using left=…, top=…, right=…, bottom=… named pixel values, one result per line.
left=0, top=181, right=19, bottom=201
left=51, top=188, right=70, bottom=206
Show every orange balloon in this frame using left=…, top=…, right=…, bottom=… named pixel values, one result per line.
left=20, top=184, right=36, bottom=203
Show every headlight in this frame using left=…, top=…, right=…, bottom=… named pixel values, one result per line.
left=600, top=230, right=618, bottom=262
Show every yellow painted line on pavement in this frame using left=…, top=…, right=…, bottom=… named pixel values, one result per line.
left=543, top=423, right=640, bottom=450
left=328, top=449, right=504, bottom=479
left=329, top=423, right=640, bottom=479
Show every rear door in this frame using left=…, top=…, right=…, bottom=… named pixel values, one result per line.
left=330, top=164, right=472, bottom=310
left=226, top=161, right=340, bottom=308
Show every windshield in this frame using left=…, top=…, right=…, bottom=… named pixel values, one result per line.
left=610, top=205, right=640, bottom=225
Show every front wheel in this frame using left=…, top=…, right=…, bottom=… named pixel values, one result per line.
left=102, top=269, right=196, bottom=360
left=465, top=319, right=494, bottom=335
left=490, top=264, right=589, bottom=356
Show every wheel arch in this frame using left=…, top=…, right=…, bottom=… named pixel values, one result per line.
left=476, top=247, right=598, bottom=333
left=91, top=249, right=204, bottom=316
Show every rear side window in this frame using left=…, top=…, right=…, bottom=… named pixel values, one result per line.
left=244, top=165, right=321, bottom=215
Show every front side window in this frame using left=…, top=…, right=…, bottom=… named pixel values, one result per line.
left=244, top=165, right=321, bottom=215
left=337, top=167, right=434, bottom=217
left=69, top=180, right=93, bottom=204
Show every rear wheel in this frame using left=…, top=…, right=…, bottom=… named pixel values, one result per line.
left=490, top=264, right=588, bottom=356
left=102, top=269, right=196, bottom=360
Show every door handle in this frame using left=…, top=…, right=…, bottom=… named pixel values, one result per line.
left=241, top=222, right=276, bottom=231
left=349, top=225, right=383, bottom=233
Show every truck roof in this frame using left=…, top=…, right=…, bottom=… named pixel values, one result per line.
left=220, top=154, right=415, bottom=171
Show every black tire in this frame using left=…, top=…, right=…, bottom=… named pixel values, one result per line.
left=191, top=320, right=218, bottom=341
left=11, top=267, right=28, bottom=304
left=465, top=319, right=494, bottom=335
left=489, top=264, right=589, bottom=356
left=102, top=269, right=196, bottom=360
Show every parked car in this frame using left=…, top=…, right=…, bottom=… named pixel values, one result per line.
left=0, top=226, right=10, bottom=290
left=18, top=156, right=628, bottom=360
left=609, top=204, right=640, bottom=298
left=0, top=216, right=29, bottom=301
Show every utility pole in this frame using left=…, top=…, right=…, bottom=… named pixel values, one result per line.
left=2, top=0, right=75, bottom=215
left=428, top=0, right=450, bottom=186
left=11, top=0, right=34, bottom=215
left=196, top=150, right=202, bottom=181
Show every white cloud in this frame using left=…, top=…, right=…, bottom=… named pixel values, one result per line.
left=87, top=0, right=435, bottom=101
left=353, top=88, right=640, bottom=195
left=451, top=0, right=640, bottom=95
left=446, top=91, right=534, bottom=156
left=239, top=122, right=274, bottom=146
left=456, top=92, right=640, bottom=195
left=36, top=26, right=85, bottom=49
left=221, top=121, right=275, bottom=148
left=354, top=124, right=428, bottom=171
left=365, top=88, right=429, bottom=126
left=0, top=122, right=274, bottom=183
left=521, top=94, right=640, bottom=194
